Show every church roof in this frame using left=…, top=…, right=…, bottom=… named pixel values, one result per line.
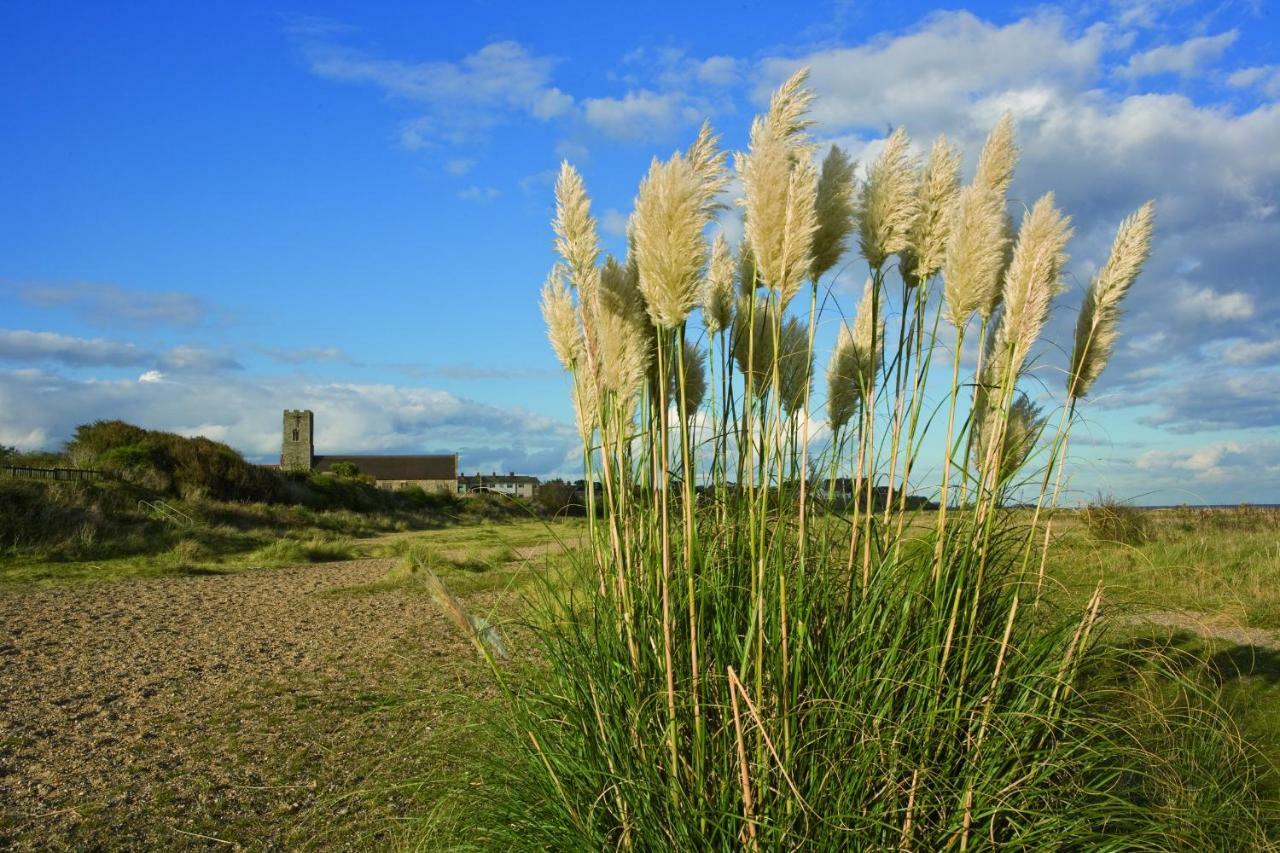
left=312, top=454, right=457, bottom=481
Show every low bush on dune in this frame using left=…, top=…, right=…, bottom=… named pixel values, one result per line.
left=1082, top=495, right=1151, bottom=545
left=67, top=420, right=285, bottom=502
left=424, top=70, right=1272, bottom=849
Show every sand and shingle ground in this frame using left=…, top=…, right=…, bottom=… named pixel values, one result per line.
left=0, top=557, right=493, bottom=849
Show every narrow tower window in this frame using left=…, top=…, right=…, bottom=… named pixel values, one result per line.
left=293, top=429, right=299, bottom=441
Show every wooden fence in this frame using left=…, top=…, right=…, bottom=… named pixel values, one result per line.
left=2, top=465, right=113, bottom=482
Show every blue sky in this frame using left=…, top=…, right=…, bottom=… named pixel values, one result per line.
left=2, top=0, right=1277, bottom=504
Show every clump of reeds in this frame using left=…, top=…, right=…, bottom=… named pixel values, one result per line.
left=445, top=71, right=1270, bottom=851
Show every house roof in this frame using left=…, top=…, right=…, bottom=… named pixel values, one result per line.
left=313, top=454, right=457, bottom=481
left=460, top=473, right=539, bottom=485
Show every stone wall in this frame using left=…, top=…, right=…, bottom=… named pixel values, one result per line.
left=378, top=479, right=458, bottom=494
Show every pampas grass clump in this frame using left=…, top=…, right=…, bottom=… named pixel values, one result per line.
left=430, top=69, right=1271, bottom=852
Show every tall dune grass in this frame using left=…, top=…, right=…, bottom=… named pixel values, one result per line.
left=455, top=69, right=1270, bottom=848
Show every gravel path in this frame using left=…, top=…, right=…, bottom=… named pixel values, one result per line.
left=0, top=559, right=490, bottom=849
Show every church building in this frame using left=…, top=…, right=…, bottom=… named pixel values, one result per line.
left=280, top=409, right=458, bottom=493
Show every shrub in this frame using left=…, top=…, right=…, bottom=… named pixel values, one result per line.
left=328, top=461, right=361, bottom=478
left=533, top=479, right=580, bottom=517
left=67, top=420, right=284, bottom=502
left=1082, top=495, right=1150, bottom=545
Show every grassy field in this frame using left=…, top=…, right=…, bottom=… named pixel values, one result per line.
left=1, top=508, right=1276, bottom=847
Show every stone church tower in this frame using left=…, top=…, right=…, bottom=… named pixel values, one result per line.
left=281, top=409, right=314, bottom=471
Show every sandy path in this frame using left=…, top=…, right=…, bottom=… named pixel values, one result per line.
left=0, top=559, right=487, bottom=849
left=1126, top=610, right=1279, bottom=651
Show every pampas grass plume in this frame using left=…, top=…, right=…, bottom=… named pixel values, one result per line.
left=633, top=153, right=712, bottom=328
left=541, top=263, right=581, bottom=371
left=942, top=183, right=1008, bottom=328
left=907, top=134, right=962, bottom=283
left=856, top=127, right=919, bottom=269
left=702, top=233, right=735, bottom=334
left=1068, top=201, right=1155, bottom=398
left=553, top=162, right=600, bottom=295
left=975, top=112, right=1018, bottom=198
left=778, top=316, right=811, bottom=416
left=826, top=322, right=860, bottom=432
left=737, top=67, right=818, bottom=308
left=990, top=192, right=1073, bottom=383
left=810, top=144, right=857, bottom=283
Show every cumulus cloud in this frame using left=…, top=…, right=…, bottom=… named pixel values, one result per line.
left=0, top=367, right=579, bottom=476
left=1136, top=437, right=1280, bottom=484
left=1120, top=30, right=1238, bottom=78
left=1174, top=285, right=1255, bottom=320
left=582, top=89, right=705, bottom=140
left=8, top=281, right=221, bottom=329
left=755, top=6, right=1278, bottom=412
left=1228, top=65, right=1280, bottom=98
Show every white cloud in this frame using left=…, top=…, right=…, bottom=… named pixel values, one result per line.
left=264, top=346, right=349, bottom=365
left=0, top=329, right=148, bottom=367
left=1228, top=64, right=1280, bottom=98
left=759, top=11, right=1107, bottom=135
left=582, top=90, right=703, bottom=140
left=458, top=185, right=500, bottom=202
left=756, top=7, right=1279, bottom=411
left=601, top=208, right=629, bottom=237
left=0, top=329, right=244, bottom=373
left=1175, top=285, right=1255, bottom=320
left=1120, top=30, right=1238, bottom=78
left=303, top=39, right=572, bottom=147
left=444, top=157, right=475, bottom=175
left=1221, top=338, right=1280, bottom=366
left=8, top=281, right=220, bottom=329
left=1136, top=437, right=1280, bottom=483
